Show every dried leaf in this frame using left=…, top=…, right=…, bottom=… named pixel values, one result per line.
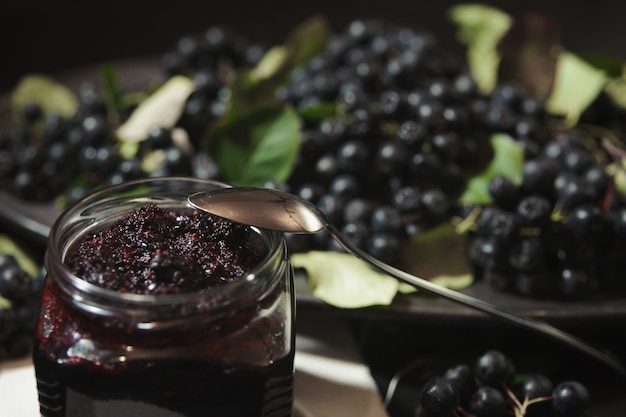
left=497, top=13, right=560, bottom=99
left=400, top=222, right=473, bottom=292
left=116, top=75, right=195, bottom=142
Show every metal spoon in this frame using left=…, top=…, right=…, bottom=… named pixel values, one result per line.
left=188, top=186, right=626, bottom=378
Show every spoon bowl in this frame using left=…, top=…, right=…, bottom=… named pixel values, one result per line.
left=189, top=187, right=326, bottom=233
left=188, top=187, right=626, bottom=378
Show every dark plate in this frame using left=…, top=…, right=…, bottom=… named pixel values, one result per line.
left=2, top=58, right=626, bottom=329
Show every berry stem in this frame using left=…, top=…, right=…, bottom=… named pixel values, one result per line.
left=505, top=385, right=553, bottom=417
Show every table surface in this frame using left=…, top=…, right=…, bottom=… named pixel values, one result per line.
left=3, top=307, right=625, bottom=416
left=0, top=308, right=390, bottom=417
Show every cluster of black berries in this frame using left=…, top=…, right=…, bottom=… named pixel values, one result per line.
left=276, top=18, right=557, bottom=266
left=415, top=349, right=590, bottom=417
left=273, top=18, right=626, bottom=301
left=158, top=25, right=267, bottom=145
left=0, top=253, right=43, bottom=361
left=1, top=103, right=140, bottom=203
left=464, top=127, right=626, bottom=300
left=0, top=89, right=221, bottom=205
left=0, top=24, right=261, bottom=204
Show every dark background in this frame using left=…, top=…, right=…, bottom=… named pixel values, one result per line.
left=1, top=0, right=625, bottom=92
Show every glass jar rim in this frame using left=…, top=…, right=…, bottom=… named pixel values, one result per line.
left=46, top=177, right=286, bottom=311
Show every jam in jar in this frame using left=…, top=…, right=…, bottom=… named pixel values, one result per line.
left=34, top=177, right=296, bottom=417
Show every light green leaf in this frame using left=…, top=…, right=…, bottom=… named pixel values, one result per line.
left=0, top=234, right=39, bottom=278
left=212, top=106, right=301, bottom=186
left=604, top=64, right=626, bottom=110
left=432, top=274, right=473, bottom=289
left=118, top=140, right=141, bottom=160
left=458, top=133, right=524, bottom=205
left=398, top=275, right=474, bottom=294
left=546, top=51, right=609, bottom=127
left=116, top=75, right=195, bottom=143
left=399, top=222, right=473, bottom=294
left=448, top=3, right=512, bottom=94
left=100, top=64, right=122, bottom=126
left=141, top=149, right=166, bottom=173
left=612, top=160, right=626, bottom=195
left=11, top=74, right=79, bottom=120
left=291, top=251, right=399, bottom=308
left=251, top=46, right=289, bottom=80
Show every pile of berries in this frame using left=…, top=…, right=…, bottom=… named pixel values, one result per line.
left=414, top=349, right=590, bottom=417
left=278, top=19, right=557, bottom=267
left=464, top=127, right=626, bottom=300
left=0, top=25, right=261, bottom=204
left=273, top=18, right=626, bottom=301
left=0, top=253, right=43, bottom=361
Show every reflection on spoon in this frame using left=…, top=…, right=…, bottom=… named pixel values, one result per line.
left=188, top=187, right=626, bottom=378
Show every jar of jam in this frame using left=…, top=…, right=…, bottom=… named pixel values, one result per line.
left=34, top=177, right=296, bottom=417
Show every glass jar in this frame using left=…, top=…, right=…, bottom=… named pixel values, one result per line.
left=34, top=177, right=296, bottom=417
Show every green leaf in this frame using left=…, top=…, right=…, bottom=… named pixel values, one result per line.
left=284, top=14, right=331, bottom=70
left=297, top=101, right=337, bottom=122
left=11, top=74, right=79, bottom=121
left=546, top=51, right=609, bottom=127
left=200, top=14, right=329, bottom=155
left=116, top=75, right=195, bottom=143
left=458, top=133, right=524, bottom=205
left=222, top=46, right=290, bottom=122
left=605, top=64, right=626, bottom=110
left=291, top=251, right=399, bottom=308
left=100, top=65, right=121, bottom=125
left=211, top=106, right=301, bottom=186
left=398, top=222, right=473, bottom=294
left=448, top=3, right=512, bottom=94
left=251, top=46, right=289, bottom=80
left=0, top=234, right=39, bottom=278
left=224, top=70, right=283, bottom=124
left=219, top=15, right=330, bottom=125
left=583, top=54, right=624, bottom=77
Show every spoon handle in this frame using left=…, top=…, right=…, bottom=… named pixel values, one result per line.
left=326, top=224, right=626, bottom=379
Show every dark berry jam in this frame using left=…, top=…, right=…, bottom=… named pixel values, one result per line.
left=65, top=203, right=266, bottom=294
left=34, top=178, right=295, bottom=417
